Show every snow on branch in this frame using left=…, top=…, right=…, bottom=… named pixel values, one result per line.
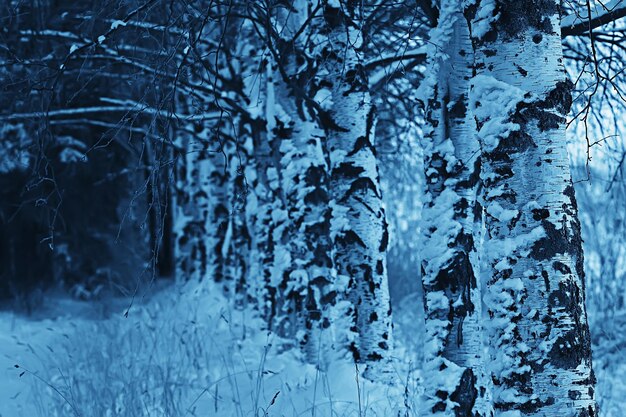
left=0, top=104, right=220, bottom=122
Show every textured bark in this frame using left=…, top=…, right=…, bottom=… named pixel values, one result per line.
left=172, top=122, right=230, bottom=285
left=172, top=130, right=213, bottom=283
left=171, top=12, right=235, bottom=287
left=224, top=144, right=251, bottom=305
left=207, top=145, right=229, bottom=288
left=466, top=1, right=597, bottom=415
left=249, top=110, right=284, bottom=326
left=319, top=0, right=393, bottom=374
left=419, top=2, right=488, bottom=415
left=254, top=1, right=337, bottom=361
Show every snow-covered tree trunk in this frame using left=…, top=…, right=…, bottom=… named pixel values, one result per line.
left=319, top=0, right=393, bottom=373
left=172, top=13, right=233, bottom=287
left=222, top=18, right=260, bottom=306
left=240, top=1, right=336, bottom=361
left=249, top=113, right=285, bottom=325
left=419, top=2, right=488, bottom=415
left=172, top=129, right=214, bottom=283
left=465, top=1, right=597, bottom=415
left=224, top=141, right=250, bottom=305
left=206, top=144, right=229, bottom=287
left=246, top=73, right=279, bottom=325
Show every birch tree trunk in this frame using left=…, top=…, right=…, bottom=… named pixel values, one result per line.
left=419, top=1, right=488, bottom=415
left=251, top=120, right=285, bottom=325
left=320, top=0, right=393, bottom=374
left=207, top=143, right=229, bottom=287
left=222, top=17, right=259, bottom=306
left=244, top=1, right=336, bottom=361
left=465, top=1, right=597, bottom=415
left=172, top=12, right=232, bottom=287
left=225, top=142, right=251, bottom=305
left=247, top=68, right=280, bottom=326
left=172, top=129, right=213, bottom=283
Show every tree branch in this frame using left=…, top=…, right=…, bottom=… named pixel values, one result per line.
left=562, top=0, right=626, bottom=37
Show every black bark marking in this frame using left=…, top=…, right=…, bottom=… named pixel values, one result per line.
left=530, top=220, right=569, bottom=261
left=532, top=208, right=550, bottom=221
left=491, top=122, right=536, bottom=155
left=369, top=312, right=378, bottom=323
left=548, top=329, right=586, bottom=369
left=346, top=135, right=375, bottom=158
left=379, top=223, right=389, bottom=252
left=345, top=177, right=382, bottom=201
left=376, top=260, right=384, bottom=275
left=569, top=390, right=582, bottom=400
left=337, top=230, right=366, bottom=248
left=320, top=290, right=337, bottom=305
left=496, top=0, right=557, bottom=39
left=449, top=98, right=468, bottom=119
left=366, top=351, right=383, bottom=361
left=334, top=162, right=365, bottom=179
left=450, top=368, right=478, bottom=417
left=553, top=261, right=572, bottom=275
left=431, top=241, right=477, bottom=317
left=304, top=187, right=328, bottom=205
left=349, top=342, right=360, bottom=362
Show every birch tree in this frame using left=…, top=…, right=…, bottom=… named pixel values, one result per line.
left=256, top=1, right=338, bottom=360
left=172, top=5, right=236, bottom=286
left=465, top=1, right=597, bottom=415
left=172, top=132, right=213, bottom=283
left=246, top=68, right=284, bottom=326
left=419, top=0, right=487, bottom=414
left=319, top=0, right=394, bottom=372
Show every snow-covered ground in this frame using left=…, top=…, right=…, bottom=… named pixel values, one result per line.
left=0, top=282, right=421, bottom=417
left=0, top=281, right=622, bottom=417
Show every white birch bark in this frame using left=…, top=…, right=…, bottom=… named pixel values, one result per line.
left=253, top=1, right=337, bottom=362
left=171, top=12, right=234, bottom=287
left=419, top=1, right=489, bottom=415
left=225, top=143, right=251, bottom=306
left=247, top=64, right=281, bottom=326
left=319, top=0, right=393, bottom=375
left=465, top=1, right=597, bottom=415
left=172, top=125, right=214, bottom=283
left=206, top=144, right=229, bottom=288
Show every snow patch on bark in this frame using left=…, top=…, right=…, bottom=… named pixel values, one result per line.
left=484, top=225, right=546, bottom=259
left=485, top=201, right=519, bottom=222
left=470, top=0, right=499, bottom=39
left=469, top=74, right=527, bottom=152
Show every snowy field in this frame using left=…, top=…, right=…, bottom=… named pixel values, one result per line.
left=0, top=281, right=622, bottom=417
left=0, top=282, right=423, bottom=417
